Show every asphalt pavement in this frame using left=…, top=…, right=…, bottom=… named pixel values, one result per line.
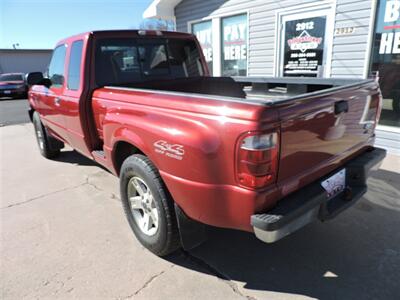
left=0, top=98, right=30, bottom=126
left=1, top=105, right=399, bottom=299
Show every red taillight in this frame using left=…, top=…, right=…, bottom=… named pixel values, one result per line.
left=236, top=131, right=279, bottom=189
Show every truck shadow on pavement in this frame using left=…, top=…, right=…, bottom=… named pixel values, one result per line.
left=53, top=150, right=95, bottom=166
left=54, top=150, right=106, bottom=169
left=168, top=169, right=400, bottom=300
left=53, top=150, right=115, bottom=175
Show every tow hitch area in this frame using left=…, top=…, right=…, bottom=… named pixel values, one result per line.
left=251, top=147, right=386, bottom=243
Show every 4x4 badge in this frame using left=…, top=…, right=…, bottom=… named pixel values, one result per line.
left=154, top=140, right=184, bottom=160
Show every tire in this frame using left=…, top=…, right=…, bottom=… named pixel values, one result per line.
left=120, top=154, right=181, bottom=256
left=32, top=111, right=61, bottom=159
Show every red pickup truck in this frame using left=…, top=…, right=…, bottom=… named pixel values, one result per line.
left=27, top=30, right=386, bottom=256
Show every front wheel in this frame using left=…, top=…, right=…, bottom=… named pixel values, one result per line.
left=32, top=111, right=61, bottom=159
left=120, top=154, right=181, bottom=256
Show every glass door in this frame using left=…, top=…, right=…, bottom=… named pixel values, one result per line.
left=369, top=0, right=400, bottom=128
left=279, top=10, right=332, bottom=77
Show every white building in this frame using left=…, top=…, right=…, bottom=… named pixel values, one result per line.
left=0, top=49, right=52, bottom=75
left=144, top=0, right=400, bottom=154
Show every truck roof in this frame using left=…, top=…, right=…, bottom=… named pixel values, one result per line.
left=55, top=30, right=195, bottom=47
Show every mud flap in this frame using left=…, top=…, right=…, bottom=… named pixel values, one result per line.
left=174, top=204, right=207, bottom=250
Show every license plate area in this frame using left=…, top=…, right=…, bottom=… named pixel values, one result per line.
left=321, top=169, right=346, bottom=198
left=4, top=90, right=11, bottom=94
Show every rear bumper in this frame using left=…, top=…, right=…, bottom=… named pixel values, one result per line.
left=251, top=147, right=387, bottom=243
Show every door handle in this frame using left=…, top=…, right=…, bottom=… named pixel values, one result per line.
left=54, top=97, right=61, bottom=106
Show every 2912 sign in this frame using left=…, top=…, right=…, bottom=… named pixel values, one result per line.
left=283, top=16, right=326, bottom=77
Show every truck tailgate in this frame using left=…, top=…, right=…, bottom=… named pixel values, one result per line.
left=276, top=80, right=381, bottom=185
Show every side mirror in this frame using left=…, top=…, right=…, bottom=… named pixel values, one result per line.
left=41, top=78, right=52, bottom=88
left=26, top=72, right=52, bottom=88
left=26, top=72, right=44, bottom=86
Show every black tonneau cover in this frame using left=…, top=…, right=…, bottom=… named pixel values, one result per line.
left=233, top=77, right=376, bottom=105
left=109, top=76, right=377, bottom=107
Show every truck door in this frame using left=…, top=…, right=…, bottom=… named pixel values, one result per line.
left=40, top=44, right=69, bottom=140
left=62, top=39, right=92, bottom=157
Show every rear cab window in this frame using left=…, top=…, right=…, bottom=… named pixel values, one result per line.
left=94, top=38, right=204, bottom=86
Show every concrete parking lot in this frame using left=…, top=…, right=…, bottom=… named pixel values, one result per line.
left=0, top=98, right=30, bottom=126
left=1, top=101, right=400, bottom=299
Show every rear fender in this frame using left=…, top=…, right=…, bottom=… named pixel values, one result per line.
left=102, top=108, right=222, bottom=181
left=108, top=126, right=156, bottom=174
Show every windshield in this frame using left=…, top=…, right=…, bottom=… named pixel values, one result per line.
left=0, top=74, right=24, bottom=81
left=95, top=38, right=204, bottom=86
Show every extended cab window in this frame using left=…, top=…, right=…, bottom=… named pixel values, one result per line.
left=95, top=37, right=204, bottom=86
left=48, top=45, right=67, bottom=87
left=95, top=39, right=141, bottom=86
left=67, top=40, right=83, bottom=90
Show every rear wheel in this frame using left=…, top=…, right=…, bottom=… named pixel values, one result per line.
left=120, top=154, right=181, bottom=256
left=32, top=111, right=61, bottom=159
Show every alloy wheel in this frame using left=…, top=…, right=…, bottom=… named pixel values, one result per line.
left=127, top=176, right=159, bottom=236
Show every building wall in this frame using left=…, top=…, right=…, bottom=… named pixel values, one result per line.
left=175, top=0, right=399, bottom=154
left=332, top=0, right=373, bottom=78
left=0, top=50, right=52, bottom=74
left=175, top=0, right=374, bottom=78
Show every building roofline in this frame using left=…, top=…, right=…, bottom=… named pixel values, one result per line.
left=143, top=0, right=182, bottom=19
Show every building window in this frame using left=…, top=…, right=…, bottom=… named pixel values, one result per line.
left=221, top=14, right=247, bottom=76
left=370, top=0, right=400, bottom=128
left=192, top=20, right=213, bottom=74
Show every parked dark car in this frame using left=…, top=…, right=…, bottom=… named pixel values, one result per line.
left=0, top=73, right=28, bottom=99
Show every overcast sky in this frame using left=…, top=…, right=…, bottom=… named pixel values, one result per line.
left=0, top=0, right=152, bottom=49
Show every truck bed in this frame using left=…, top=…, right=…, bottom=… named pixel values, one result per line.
left=99, top=76, right=380, bottom=196
left=107, top=76, right=372, bottom=105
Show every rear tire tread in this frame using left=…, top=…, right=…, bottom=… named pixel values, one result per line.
left=120, top=154, right=181, bottom=256
left=32, top=111, right=61, bottom=159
